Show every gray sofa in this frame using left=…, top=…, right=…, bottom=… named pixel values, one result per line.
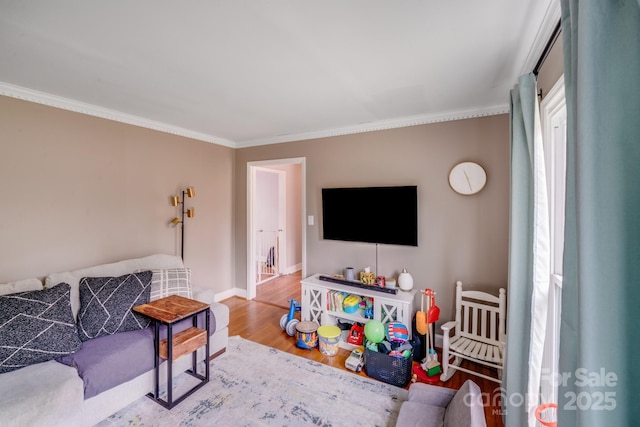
left=0, top=254, right=229, bottom=427
left=396, top=379, right=487, bottom=427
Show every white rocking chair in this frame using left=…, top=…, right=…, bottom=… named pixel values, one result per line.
left=440, top=281, right=506, bottom=384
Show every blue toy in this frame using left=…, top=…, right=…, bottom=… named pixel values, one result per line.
left=280, top=299, right=301, bottom=336
left=359, top=296, right=374, bottom=319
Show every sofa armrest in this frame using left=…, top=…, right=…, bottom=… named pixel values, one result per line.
left=192, top=286, right=229, bottom=331
left=444, top=380, right=487, bottom=427
left=407, top=382, right=456, bottom=408
left=192, top=286, right=216, bottom=304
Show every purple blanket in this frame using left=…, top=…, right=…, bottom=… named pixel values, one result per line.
left=57, top=309, right=216, bottom=399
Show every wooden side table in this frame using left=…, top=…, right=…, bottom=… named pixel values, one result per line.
left=133, top=295, right=210, bottom=409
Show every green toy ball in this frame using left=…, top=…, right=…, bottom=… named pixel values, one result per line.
left=364, top=320, right=385, bottom=343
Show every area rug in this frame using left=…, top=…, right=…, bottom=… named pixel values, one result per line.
left=95, top=335, right=408, bottom=426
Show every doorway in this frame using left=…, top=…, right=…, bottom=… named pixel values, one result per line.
left=254, top=167, right=285, bottom=285
left=247, top=158, right=306, bottom=306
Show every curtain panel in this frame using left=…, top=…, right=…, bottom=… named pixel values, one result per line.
left=505, top=73, right=550, bottom=427
left=559, top=1, right=640, bottom=425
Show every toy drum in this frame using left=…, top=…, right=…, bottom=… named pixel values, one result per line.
left=295, top=321, right=319, bottom=349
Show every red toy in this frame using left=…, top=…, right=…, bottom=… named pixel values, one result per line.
left=413, top=364, right=439, bottom=384
left=347, top=323, right=364, bottom=346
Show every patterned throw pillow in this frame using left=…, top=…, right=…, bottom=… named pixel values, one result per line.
left=0, top=283, right=82, bottom=373
left=76, top=271, right=152, bottom=342
left=149, top=268, right=192, bottom=301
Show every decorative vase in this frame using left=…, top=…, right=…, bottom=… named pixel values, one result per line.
left=398, top=268, right=414, bottom=291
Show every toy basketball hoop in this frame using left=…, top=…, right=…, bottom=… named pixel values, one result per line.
left=535, top=403, right=557, bottom=427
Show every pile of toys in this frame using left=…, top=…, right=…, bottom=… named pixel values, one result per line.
left=277, top=297, right=418, bottom=387
left=360, top=319, right=415, bottom=387
left=343, top=319, right=413, bottom=376
left=362, top=320, right=413, bottom=358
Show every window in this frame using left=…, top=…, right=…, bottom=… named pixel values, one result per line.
left=540, top=76, right=566, bottom=405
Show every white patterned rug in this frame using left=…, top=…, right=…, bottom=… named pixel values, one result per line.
left=95, top=335, right=407, bottom=426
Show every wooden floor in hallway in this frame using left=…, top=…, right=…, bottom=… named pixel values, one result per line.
left=255, top=270, right=302, bottom=308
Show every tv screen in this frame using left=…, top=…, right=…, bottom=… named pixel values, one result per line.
left=322, top=186, right=418, bottom=246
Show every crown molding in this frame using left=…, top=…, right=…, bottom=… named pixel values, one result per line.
left=2, top=81, right=509, bottom=150
left=235, top=104, right=509, bottom=148
left=0, top=82, right=235, bottom=148
left=519, top=0, right=562, bottom=76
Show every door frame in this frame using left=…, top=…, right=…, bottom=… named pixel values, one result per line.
left=247, top=157, right=306, bottom=300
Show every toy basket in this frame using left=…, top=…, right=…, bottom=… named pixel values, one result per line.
left=364, top=347, right=413, bottom=387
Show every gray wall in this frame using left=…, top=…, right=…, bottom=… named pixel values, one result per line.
left=235, top=114, right=510, bottom=322
left=1, top=92, right=511, bottom=324
left=0, top=95, right=235, bottom=293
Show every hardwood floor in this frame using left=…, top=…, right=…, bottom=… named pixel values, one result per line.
left=255, top=270, right=302, bottom=308
left=222, top=274, right=504, bottom=427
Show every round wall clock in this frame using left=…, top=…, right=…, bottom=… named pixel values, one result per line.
left=448, top=162, right=487, bottom=195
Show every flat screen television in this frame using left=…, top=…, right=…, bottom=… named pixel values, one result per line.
left=322, top=185, right=418, bottom=246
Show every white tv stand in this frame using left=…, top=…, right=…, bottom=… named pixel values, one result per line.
left=300, top=274, right=416, bottom=350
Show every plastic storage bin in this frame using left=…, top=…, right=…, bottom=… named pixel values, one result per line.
left=364, top=347, right=414, bottom=387
left=317, top=325, right=341, bottom=356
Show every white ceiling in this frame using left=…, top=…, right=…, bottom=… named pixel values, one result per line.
left=0, top=1, right=558, bottom=148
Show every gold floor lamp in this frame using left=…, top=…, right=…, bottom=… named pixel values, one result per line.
left=170, top=186, right=195, bottom=259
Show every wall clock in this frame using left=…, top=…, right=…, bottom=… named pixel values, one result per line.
left=448, top=162, right=487, bottom=195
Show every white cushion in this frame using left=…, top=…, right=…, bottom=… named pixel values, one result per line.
left=149, top=268, right=192, bottom=300
left=0, top=360, right=84, bottom=427
left=0, top=278, right=43, bottom=296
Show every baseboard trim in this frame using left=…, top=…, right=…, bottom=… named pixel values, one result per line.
left=215, top=287, right=247, bottom=302
left=435, top=333, right=443, bottom=349
left=283, top=264, right=302, bottom=275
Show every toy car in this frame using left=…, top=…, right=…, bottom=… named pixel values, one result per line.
left=345, top=347, right=365, bottom=372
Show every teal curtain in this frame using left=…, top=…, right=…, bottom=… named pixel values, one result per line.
left=559, top=1, right=640, bottom=425
left=505, top=73, right=549, bottom=427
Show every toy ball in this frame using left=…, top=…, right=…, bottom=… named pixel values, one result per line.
left=386, top=321, right=409, bottom=343
left=364, top=320, right=385, bottom=343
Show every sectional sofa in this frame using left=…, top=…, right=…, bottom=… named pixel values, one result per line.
left=0, top=254, right=229, bottom=427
